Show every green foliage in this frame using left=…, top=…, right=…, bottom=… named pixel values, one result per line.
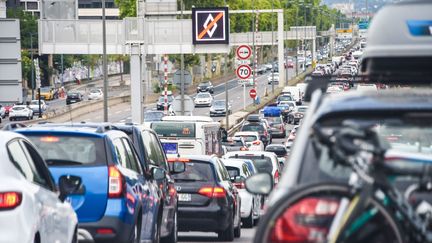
left=114, top=0, right=136, bottom=18
left=7, top=8, right=37, bottom=49
left=169, top=54, right=200, bottom=69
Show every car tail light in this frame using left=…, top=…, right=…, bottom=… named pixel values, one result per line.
left=274, top=170, right=280, bottom=184
left=268, top=197, right=339, bottom=243
left=0, top=192, right=21, bottom=210
left=252, top=140, right=261, bottom=145
left=108, top=166, right=123, bottom=198
left=198, top=187, right=226, bottom=198
left=233, top=182, right=245, bottom=189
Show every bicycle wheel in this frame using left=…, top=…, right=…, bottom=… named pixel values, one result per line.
left=254, top=182, right=405, bottom=243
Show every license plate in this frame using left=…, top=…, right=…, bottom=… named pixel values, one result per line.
left=178, top=193, right=191, bottom=202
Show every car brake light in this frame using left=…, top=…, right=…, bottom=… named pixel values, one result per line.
left=252, top=140, right=261, bottom=145
left=108, top=166, right=123, bottom=198
left=233, top=182, right=245, bottom=189
left=167, top=158, right=190, bottom=163
left=0, top=192, right=21, bottom=210
left=269, top=197, right=339, bottom=243
left=198, top=187, right=226, bottom=198
left=96, top=228, right=115, bottom=235
left=274, top=170, right=280, bottom=184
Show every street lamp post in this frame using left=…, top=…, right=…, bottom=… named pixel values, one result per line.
left=30, top=33, right=35, bottom=100
left=102, top=0, right=108, bottom=122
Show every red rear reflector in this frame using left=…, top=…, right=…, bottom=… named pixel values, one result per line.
left=240, top=147, right=248, bottom=151
left=96, top=228, right=115, bottom=235
left=233, top=182, right=245, bottom=189
left=274, top=170, right=280, bottom=185
left=108, top=166, right=123, bottom=198
left=198, top=187, right=226, bottom=198
left=0, top=192, right=21, bottom=209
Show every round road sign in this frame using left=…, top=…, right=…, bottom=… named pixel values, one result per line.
left=236, top=65, right=252, bottom=80
left=249, top=89, right=257, bottom=99
left=236, top=45, right=252, bottom=60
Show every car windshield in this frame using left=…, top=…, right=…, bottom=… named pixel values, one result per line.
left=90, top=89, right=100, bottom=93
left=278, top=96, right=293, bottom=102
left=40, top=87, right=51, bottom=92
left=241, top=124, right=264, bottom=133
left=229, top=155, right=273, bottom=174
left=196, top=93, right=210, bottom=99
left=26, top=135, right=106, bottom=166
left=144, top=112, right=164, bottom=122
left=172, top=161, right=214, bottom=182
left=158, top=96, right=174, bottom=102
left=199, top=82, right=210, bottom=87
left=68, top=92, right=79, bottom=96
left=266, top=146, right=287, bottom=157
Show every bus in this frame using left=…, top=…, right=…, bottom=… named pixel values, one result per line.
left=150, top=116, right=223, bottom=157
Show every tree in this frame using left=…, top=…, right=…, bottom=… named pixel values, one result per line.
left=114, top=0, right=136, bottom=18
left=6, top=8, right=38, bottom=49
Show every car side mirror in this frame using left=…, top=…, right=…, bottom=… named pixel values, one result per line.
left=58, top=175, right=83, bottom=202
left=170, top=161, right=186, bottom=174
left=151, top=167, right=166, bottom=180
left=245, top=173, right=273, bottom=196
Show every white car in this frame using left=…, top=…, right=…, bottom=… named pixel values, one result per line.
left=88, top=89, right=103, bottom=100
left=9, top=105, right=33, bottom=121
left=224, top=151, right=281, bottom=185
left=267, top=72, right=280, bottom=84
left=194, top=92, right=213, bottom=107
left=28, top=100, right=47, bottom=114
left=0, top=131, right=82, bottom=243
left=233, top=131, right=264, bottom=151
left=0, top=105, right=6, bottom=119
left=222, top=158, right=262, bottom=228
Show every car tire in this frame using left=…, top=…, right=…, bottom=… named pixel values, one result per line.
left=234, top=221, right=241, bottom=238
left=218, top=213, right=234, bottom=242
left=242, top=206, right=254, bottom=228
left=152, top=220, right=161, bottom=243
left=161, top=211, right=178, bottom=243
left=128, top=215, right=142, bottom=243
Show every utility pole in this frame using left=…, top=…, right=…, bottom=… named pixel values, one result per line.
left=102, top=0, right=108, bottom=122
left=224, top=0, right=229, bottom=129
left=30, top=33, right=34, bottom=100
left=295, top=2, right=299, bottom=76
left=180, top=0, right=185, bottom=115
left=60, top=54, right=64, bottom=87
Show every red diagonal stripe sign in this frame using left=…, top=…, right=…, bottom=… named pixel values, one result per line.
left=198, top=12, right=224, bottom=40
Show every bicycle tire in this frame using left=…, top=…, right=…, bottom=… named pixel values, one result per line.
left=254, top=182, right=405, bottom=243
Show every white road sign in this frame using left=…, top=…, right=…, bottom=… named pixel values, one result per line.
left=236, top=64, right=252, bottom=80
left=236, top=45, right=252, bottom=60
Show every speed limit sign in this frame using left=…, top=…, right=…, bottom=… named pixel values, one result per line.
left=236, top=65, right=252, bottom=79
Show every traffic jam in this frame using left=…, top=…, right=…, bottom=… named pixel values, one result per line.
left=1, top=1, right=432, bottom=243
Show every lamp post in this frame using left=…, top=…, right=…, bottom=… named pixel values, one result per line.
left=30, top=33, right=36, bottom=100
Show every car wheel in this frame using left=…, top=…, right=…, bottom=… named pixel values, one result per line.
left=234, top=220, right=241, bottom=238
left=161, top=211, right=177, bottom=243
left=218, top=213, right=234, bottom=242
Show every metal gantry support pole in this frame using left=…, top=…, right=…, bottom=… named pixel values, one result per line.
left=277, top=11, right=284, bottom=87
left=224, top=1, right=229, bottom=129
left=102, top=0, right=108, bottom=122
left=130, top=44, right=143, bottom=123
left=60, top=54, right=64, bottom=87
left=180, top=0, right=185, bottom=115
left=270, top=0, right=275, bottom=93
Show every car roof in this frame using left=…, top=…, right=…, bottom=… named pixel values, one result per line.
left=234, top=131, right=259, bottom=136
left=15, top=123, right=120, bottom=138
left=224, top=151, right=277, bottom=158
left=314, top=89, right=432, bottom=123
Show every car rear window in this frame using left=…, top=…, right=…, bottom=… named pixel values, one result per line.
left=26, top=135, right=107, bottom=166
left=236, top=135, right=258, bottom=142
left=241, top=124, right=264, bottom=132
left=222, top=140, right=244, bottom=147
left=225, top=166, right=240, bottom=178
left=172, top=161, right=215, bottom=182
left=230, top=155, right=273, bottom=174
left=266, top=146, right=287, bottom=157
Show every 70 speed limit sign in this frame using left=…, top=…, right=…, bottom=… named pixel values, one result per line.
left=236, top=64, right=252, bottom=79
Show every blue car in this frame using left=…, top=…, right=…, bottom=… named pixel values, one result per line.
left=17, top=124, right=169, bottom=243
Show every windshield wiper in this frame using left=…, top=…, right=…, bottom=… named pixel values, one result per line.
left=45, top=159, right=84, bottom=166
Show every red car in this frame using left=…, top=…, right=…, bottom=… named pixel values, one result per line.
left=285, top=59, right=294, bottom=69
left=2, top=104, right=14, bottom=116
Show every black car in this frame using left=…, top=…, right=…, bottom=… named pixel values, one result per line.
left=156, top=95, right=174, bottom=110
left=66, top=91, right=83, bottom=105
left=197, top=81, right=214, bottom=94
left=171, top=155, right=242, bottom=241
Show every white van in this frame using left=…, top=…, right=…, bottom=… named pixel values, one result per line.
left=282, top=86, right=302, bottom=104
left=151, top=116, right=222, bottom=157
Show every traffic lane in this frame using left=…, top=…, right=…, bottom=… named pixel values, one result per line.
left=179, top=228, right=255, bottom=243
